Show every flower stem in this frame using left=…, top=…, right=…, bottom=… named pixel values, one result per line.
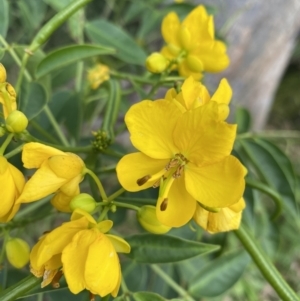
left=107, top=188, right=125, bottom=202
left=43, top=105, right=70, bottom=147
left=235, top=224, right=300, bottom=301
left=4, top=143, right=24, bottom=159
left=15, top=53, right=29, bottom=94
left=0, top=133, right=14, bottom=155
left=112, top=201, right=140, bottom=212
left=150, top=264, right=196, bottom=301
left=84, top=168, right=108, bottom=200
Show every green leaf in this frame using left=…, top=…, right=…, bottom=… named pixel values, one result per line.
left=123, top=261, right=148, bottom=292
left=235, top=107, right=251, bottom=134
left=0, top=0, right=9, bottom=38
left=85, top=20, right=147, bottom=65
left=125, top=234, right=220, bottom=263
left=188, top=250, right=250, bottom=297
left=36, top=44, right=115, bottom=78
left=239, top=138, right=298, bottom=218
left=133, top=292, right=166, bottom=301
left=19, top=81, right=48, bottom=120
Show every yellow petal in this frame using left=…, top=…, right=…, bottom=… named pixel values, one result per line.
left=194, top=198, right=245, bottom=233
left=7, top=161, right=25, bottom=194
left=111, top=264, right=121, bottom=297
left=51, top=191, right=77, bottom=213
left=106, top=234, right=131, bottom=253
left=161, top=12, right=180, bottom=46
left=22, top=142, right=64, bottom=169
left=116, top=152, right=169, bottom=192
left=186, top=55, right=204, bottom=73
left=211, top=78, right=232, bottom=105
left=156, top=176, right=196, bottom=227
left=71, top=208, right=97, bottom=224
left=62, top=229, right=96, bottom=294
left=185, top=157, right=245, bottom=208
left=16, top=161, right=68, bottom=204
left=96, top=220, right=113, bottom=233
left=217, top=104, right=230, bottom=121
left=59, top=175, right=82, bottom=196
left=0, top=203, right=20, bottom=223
left=173, top=102, right=236, bottom=165
left=164, top=87, right=177, bottom=101
left=178, top=60, right=203, bottom=80
left=85, top=230, right=120, bottom=296
left=125, top=100, right=181, bottom=159
left=178, top=25, right=192, bottom=50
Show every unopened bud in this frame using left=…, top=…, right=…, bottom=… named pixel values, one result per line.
left=5, top=110, right=28, bottom=133
left=6, top=238, right=30, bottom=268
left=146, top=53, right=168, bottom=74
left=70, top=193, right=97, bottom=213
left=0, top=64, right=6, bottom=83
left=137, top=205, right=171, bottom=234
left=0, top=125, right=6, bottom=137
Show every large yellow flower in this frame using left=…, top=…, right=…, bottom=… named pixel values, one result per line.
left=16, top=143, right=85, bottom=210
left=193, top=198, right=246, bottom=233
left=160, top=5, right=229, bottom=79
left=116, top=100, right=246, bottom=227
left=30, top=209, right=130, bottom=297
left=0, top=156, right=25, bottom=222
left=165, top=76, right=232, bottom=121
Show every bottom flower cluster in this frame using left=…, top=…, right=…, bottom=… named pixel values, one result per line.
left=30, top=209, right=130, bottom=297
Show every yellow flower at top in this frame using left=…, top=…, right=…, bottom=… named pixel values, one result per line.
left=30, top=209, right=130, bottom=297
left=159, top=5, right=229, bottom=79
left=0, top=156, right=25, bottom=222
left=116, top=99, right=246, bottom=228
left=165, top=76, right=232, bottom=121
left=87, top=64, right=110, bottom=90
left=16, top=143, right=85, bottom=212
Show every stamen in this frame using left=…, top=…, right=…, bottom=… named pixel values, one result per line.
left=160, top=198, right=168, bottom=211
left=51, top=270, right=63, bottom=288
left=165, top=158, right=180, bottom=171
left=173, top=165, right=185, bottom=178
left=137, top=175, right=151, bottom=186
left=153, top=176, right=166, bottom=188
left=89, top=292, right=96, bottom=301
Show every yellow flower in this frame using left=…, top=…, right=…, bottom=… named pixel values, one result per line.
left=116, top=100, right=246, bottom=227
left=6, top=238, right=30, bottom=268
left=165, top=76, right=232, bottom=121
left=30, top=209, right=130, bottom=297
left=87, top=64, right=110, bottom=89
left=0, top=156, right=25, bottom=222
left=16, top=143, right=85, bottom=207
left=0, top=83, right=17, bottom=119
left=160, top=5, right=229, bottom=79
left=146, top=52, right=169, bottom=73
left=193, top=198, right=246, bottom=233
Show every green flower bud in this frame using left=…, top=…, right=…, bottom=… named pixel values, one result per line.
left=146, top=53, right=168, bottom=74
left=0, top=63, right=6, bottom=83
left=5, top=238, right=30, bottom=269
left=6, top=110, right=28, bottom=133
left=70, top=193, right=97, bottom=213
left=137, top=205, right=171, bottom=234
left=0, top=124, right=6, bottom=137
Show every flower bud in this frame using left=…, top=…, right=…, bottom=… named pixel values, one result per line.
left=146, top=53, right=168, bottom=74
left=70, top=193, right=97, bottom=213
left=0, top=125, right=6, bottom=137
left=5, top=110, right=28, bottom=133
left=137, top=205, right=171, bottom=234
left=6, top=238, right=30, bottom=268
left=0, top=63, right=7, bottom=83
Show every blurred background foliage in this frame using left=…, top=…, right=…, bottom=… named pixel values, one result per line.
left=0, top=0, right=300, bottom=301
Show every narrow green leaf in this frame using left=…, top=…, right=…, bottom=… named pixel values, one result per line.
left=188, top=250, right=250, bottom=297
left=236, top=107, right=251, bottom=134
left=0, top=0, right=9, bottom=38
left=19, top=81, right=48, bottom=120
left=125, top=234, right=220, bottom=263
left=133, top=292, right=166, bottom=301
left=85, top=20, right=147, bottom=65
left=36, top=44, right=115, bottom=78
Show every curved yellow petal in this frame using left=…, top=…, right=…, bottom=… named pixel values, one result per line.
left=51, top=191, right=77, bottom=213
left=0, top=203, right=20, bottom=222
left=106, top=234, right=131, bottom=253
left=7, top=162, right=25, bottom=194
left=125, top=100, right=181, bottom=159
left=178, top=60, right=203, bottom=80
left=211, top=78, right=232, bottom=105
left=85, top=231, right=120, bottom=297
left=111, top=264, right=121, bottom=297
left=71, top=209, right=97, bottom=224
left=164, top=87, right=177, bottom=101
left=16, top=161, right=68, bottom=204
left=173, top=102, right=236, bottom=165
left=156, top=176, right=196, bottom=227
left=22, top=142, right=64, bottom=169
left=161, top=12, right=180, bottom=46
left=194, top=198, right=245, bottom=233
left=62, top=229, right=97, bottom=294
left=116, top=152, right=169, bottom=192
left=59, top=175, right=82, bottom=196
left=185, top=157, right=245, bottom=208
left=96, top=220, right=113, bottom=233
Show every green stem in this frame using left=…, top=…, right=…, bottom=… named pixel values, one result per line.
left=112, top=201, right=140, bottom=212
left=15, top=53, right=29, bottom=94
left=97, top=206, right=110, bottom=222
left=43, top=105, right=70, bottom=147
left=0, top=275, right=41, bottom=301
left=4, top=143, right=24, bottom=159
left=107, top=188, right=125, bottom=202
left=84, top=168, right=108, bottom=200
left=235, top=224, right=300, bottom=301
left=120, top=277, right=131, bottom=301
left=0, top=133, right=14, bottom=155
left=150, top=264, right=196, bottom=301
left=29, top=120, right=60, bottom=144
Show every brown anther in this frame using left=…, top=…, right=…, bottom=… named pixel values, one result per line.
left=173, top=165, right=185, bottom=178
left=153, top=176, right=166, bottom=188
left=165, top=158, right=179, bottom=171
left=160, top=198, right=168, bottom=211
left=51, top=270, right=63, bottom=288
left=89, top=292, right=96, bottom=301
left=137, top=175, right=151, bottom=186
